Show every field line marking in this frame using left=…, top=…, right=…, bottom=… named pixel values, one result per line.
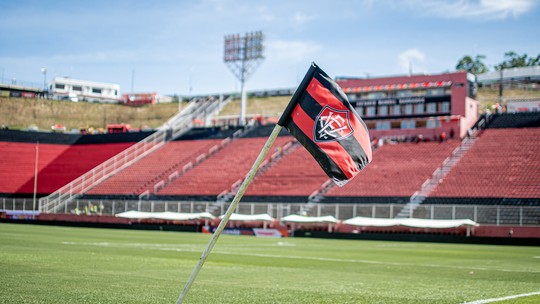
left=61, top=241, right=540, bottom=274
left=228, top=252, right=540, bottom=274
left=462, top=291, right=540, bottom=304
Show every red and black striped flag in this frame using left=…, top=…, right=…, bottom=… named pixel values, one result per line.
left=277, top=63, right=372, bottom=186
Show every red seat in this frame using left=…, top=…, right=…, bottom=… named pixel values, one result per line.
left=431, top=128, right=540, bottom=198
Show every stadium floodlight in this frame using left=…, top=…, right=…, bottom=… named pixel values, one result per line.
left=224, top=31, right=265, bottom=126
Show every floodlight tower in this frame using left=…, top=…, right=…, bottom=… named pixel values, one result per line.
left=223, top=31, right=264, bottom=126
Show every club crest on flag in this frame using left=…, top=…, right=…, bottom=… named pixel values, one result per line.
left=314, top=106, right=354, bottom=142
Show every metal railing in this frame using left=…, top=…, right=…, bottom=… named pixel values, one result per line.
left=396, top=135, right=479, bottom=218
left=7, top=198, right=539, bottom=226
left=38, top=131, right=167, bottom=213
left=38, top=96, right=231, bottom=213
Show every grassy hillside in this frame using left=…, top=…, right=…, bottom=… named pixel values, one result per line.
left=1, top=87, right=538, bottom=131
left=476, top=87, right=540, bottom=101
left=0, top=97, right=181, bottom=131
left=475, top=88, right=540, bottom=111
left=217, top=95, right=291, bottom=117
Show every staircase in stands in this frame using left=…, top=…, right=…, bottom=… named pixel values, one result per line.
left=395, top=134, right=479, bottom=218
left=302, top=143, right=379, bottom=216
left=207, top=138, right=299, bottom=215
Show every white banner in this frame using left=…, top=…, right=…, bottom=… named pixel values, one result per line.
left=253, top=228, right=284, bottom=238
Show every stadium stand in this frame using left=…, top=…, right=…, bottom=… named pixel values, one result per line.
left=82, top=126, right=258, bottom=199
left=0, top=142, right=68, bottom=195
left=320, top=140, right=460, bottom=204
left=86, top=139, right=222, bottom=196
left=2, top=110, right=540, bottom=227
left=243, top=144, right=330, bottom=202
left=155, top=136, right=292, bottom=200
left=426, top=127, right=540, bottom=205
left=0, top=130, right=146, bottom=197
left=486, top=112, right=540, bottom=129
left=20, top=143, right=135, bottom=195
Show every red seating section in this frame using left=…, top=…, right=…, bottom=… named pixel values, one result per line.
left=87, top=139, right=221, bottom=195
left=326, top=140, right=459, bottom=197
left=0, top=142, right=68, bottom=194
left=3, top=127, right=539, bottom=202
left=431, top=128, right=540, bottom=198
left=245, top=144, right=329, bottom=196
left=0, top=142, right=133, bottom=195
left=157, top=137, right=291, bottom=196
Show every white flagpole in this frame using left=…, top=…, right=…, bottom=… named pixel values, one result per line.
left=32, top=141, right=39, bottom=220
left=176, top=124, right=283, bottom=304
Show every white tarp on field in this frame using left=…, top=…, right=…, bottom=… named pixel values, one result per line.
left=220, top=213, right=275, bottom=222
left=116, top=211, right=215, bottom=221
left=281, top=215, right=338, bottom=224
left=343, top=217, right=479, bottom=228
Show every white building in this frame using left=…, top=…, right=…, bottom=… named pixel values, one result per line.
left=50, top=77, right=120, bottom=103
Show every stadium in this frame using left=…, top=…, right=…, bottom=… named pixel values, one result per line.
left=2, top=67, right=540, bottom=303
left=2, top=69, right=539, bottom=239
left=2, top=2, right=540, bottom=303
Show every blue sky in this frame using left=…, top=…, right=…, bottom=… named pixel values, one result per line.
left=1, top=0, right=538, bottom=95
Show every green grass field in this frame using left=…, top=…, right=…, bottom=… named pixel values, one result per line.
left=1, top=223, right=539, bottom=304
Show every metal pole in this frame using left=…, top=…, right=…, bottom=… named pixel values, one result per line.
left=176, top=125, right=282, bottom=304
left=239, top=37, right=247, bottom=127
left=239, top=77, right=247, bottom=126
left=498, top=68, right=503, bottom=104
left=32, top=142, right=39, bottom=219
left=41, top=68, right=47, bottom=97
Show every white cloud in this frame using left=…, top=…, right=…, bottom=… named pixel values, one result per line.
left=411, top=0, right=535, bottom=20
left=398, top=49, right=427, bottom=74
left=292, top=11, right=317, bottom=26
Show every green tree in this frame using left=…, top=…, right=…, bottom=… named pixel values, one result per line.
left=529, top=54, right=540, bottom=66
left=495, top=51, right=540, bottom=70
left=456, top=55, right=488, bottom=75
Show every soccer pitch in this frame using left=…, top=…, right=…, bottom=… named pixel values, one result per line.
left=1, top=223, right=539, bottom=304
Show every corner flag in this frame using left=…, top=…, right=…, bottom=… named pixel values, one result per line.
left=277, top=62, right=372, bottom=186
left=176, top=62, right=372, bottom=303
